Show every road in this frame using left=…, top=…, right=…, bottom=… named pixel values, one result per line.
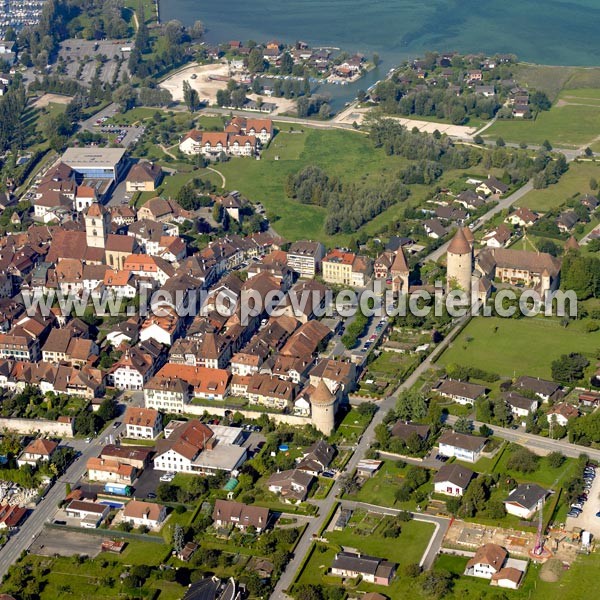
left=0, top=394, right=143, bottom=580
left=445, top=414, right=600, bottom=461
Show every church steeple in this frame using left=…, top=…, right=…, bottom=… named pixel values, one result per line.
left=85, top=202, right=109, bottom=249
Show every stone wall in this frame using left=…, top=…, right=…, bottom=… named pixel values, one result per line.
left=0, top=418, right=74, bottom=437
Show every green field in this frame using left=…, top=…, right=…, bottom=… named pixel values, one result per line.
left=438, top=316, right=600, bottom=379
left=484, top=88, right=600, bottom=147
left=212, top=126, right=492, bottom=243
left=515, top=162, right=600, bottom=211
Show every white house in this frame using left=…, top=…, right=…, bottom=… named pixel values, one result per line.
left=122, top=500, right=167, bottom=529
left=433, top=379, right=487, bottom=405
left=17, top=438, right=58, bottom=467
left=433, top=463, right=475, bottom=497
left=437, top=431, right=486, bottom=463
left=465, top=544, right=508, bottom=579
left=124, top=406, right=163, bottom=439
left=504, top=483, right=548, bottom=519
left=546, top=402, right=579, bottom=427
left=504, top=392, right=538, bottom=421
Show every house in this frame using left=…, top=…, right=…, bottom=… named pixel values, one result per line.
left=491, top=567, right=524, bottom=590
left=100, top=445, right=152, bottom=470
left=581, top=194, right=599, bottom=211
left=476, top=176, right=509, bottom=197
left=465, top=544, right=508, bottom=579
left=513, top=376, right=562, bottom=403
left=423, top=218, right=448, bottom=239
left=267, top=468, right=315, bottom=502
left=65, top=500, right=109, bottom=528
left=86, top=456, right=137, bottom=485
left=17, top=438, right=58, bottom=467
left=287, top=240, right=326, bottom=277
left=390, top=421, right=430, bottom=444
left=122, top=500, right=167, bottom=529
left=433, top=463, right=475, bottom=496
left=437, top=431, right=487, bottom=463
left=330, top=551, right=397, bottom=586
left=482, top=224, right=512, bottom=248
left=557, top=211, right=579, bottom=233
left=321, top=249, right=373, bottom=287
left=0, top=504, right=28, bottom=530
left=578, top=390, right=600, bottom=407
left=433, top=379, right=487, bottom=405
left=109, top=345, right=157, bottom=391
left=296, top=440, right=335, bottom=476
left=126, top=162, right=163, bottom=192
left=123, top=407, right=162, bottom=439
left=504, top=483, right=548, bottom=519
left=212, top=499, right=270, bottom=532
left=137, top=197, right=182, bottom=223
left=546, top=402, right=579, bottom=427
left=503, top=392, right=538, bottom=420
left=506, top=207, right=538, bottom=228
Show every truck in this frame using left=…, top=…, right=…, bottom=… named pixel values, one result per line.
left=103, top=483, right=132, bottom=497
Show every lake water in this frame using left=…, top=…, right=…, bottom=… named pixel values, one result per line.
left=160, top=0, right=600, bottom=108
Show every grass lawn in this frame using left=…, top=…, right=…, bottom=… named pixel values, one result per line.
left=515, top=162, right=600, bottom=211
left=212, top=127, right=490, bottom=244
left=483, top=89, right=600, bottom=147
left=437, top=316, right=600, bottom=379
left=345, top=459, right=433, bottom=510
left=330, top=407, right=374, bottom=444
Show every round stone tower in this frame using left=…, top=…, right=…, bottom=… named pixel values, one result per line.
left=446, top=227, right=473, bottom=295
left=310, top=380, right=337, bottom=436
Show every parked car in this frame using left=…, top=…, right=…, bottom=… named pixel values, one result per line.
left=147, top=492, right=157, bottom=499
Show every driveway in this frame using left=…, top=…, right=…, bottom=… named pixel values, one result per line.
left=132, top=466, right=164, bottom=500
left=566, top=468, right=600, bottom=537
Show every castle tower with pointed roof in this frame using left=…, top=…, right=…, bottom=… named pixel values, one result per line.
left=85, top=202, right=109, bottom=249
left=447, top=227, right=473, bottom=295
left=310, top=380, right=337, bottom=435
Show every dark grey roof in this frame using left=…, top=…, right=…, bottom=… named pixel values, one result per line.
left=503, top=391, right=536, bottom=411
left=434, top=463, right=475, bottom=487
left=391, top=421, right=430, bottom=442
left=438, top=430, right=487, bottom=452
left=332, top=551, right=394, bottom=576
left=514, top=376, right=561, bottom=397
left=505, top=483, right=548, bottom=510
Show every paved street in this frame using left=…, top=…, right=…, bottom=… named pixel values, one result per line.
left=445, top=414, right=600, bottom=462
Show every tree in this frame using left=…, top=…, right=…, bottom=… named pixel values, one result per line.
left=453, top=417, right=473, bottom=434
left=542, top=139, right=553, bottom=151
left=113, top=84, right=137, bottom=112
left=496, top=137, right=505, bottom=147
left=375, top=423, right=391, bottom=447
left=280, top=52, right=293, bottom=75
left=247, top=48, right=266, bottom=73
left=547, top=451, right=565, bottom=468
left=182, top=80, right=200, bottom=112
left=530, top=90, right=551, bottom=111
left=372, top=53, right=381, bottom=66
left=172, top=524, right=185, bottom=553
left=507, top=446, right=539, bottom=473
left=420, top=570, right=453, bottom=598
left=551, top=353, right=589, bottom=383
left=590, top=177, right=598, bottom=190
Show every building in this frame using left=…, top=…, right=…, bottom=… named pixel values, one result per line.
left=476, top=247, right=561, bottom=300
left=322, top=249, right=372, bottom=287
left=296, top=440, right=335, bottom=476
left=330, top=551, right=397, bottom=586
left=476, top=176, right=509, bottom=197
left=87, top=456, right=137, bottom=484
left=503, top=392, right=538, bottom=421
left=513, top=376, right=562, bottom=403
left=433, top=379, right=487, bottom=405
left=308, top=380, right=337, bottom=435
left=437, top=431, right=487, bottom=463
left=504, top=483, right=548, bottom=519
left=446, top=227, right=473, bottom=295
left=153, top=420, right=246, bottom=476
left=212, top=499, right=270, bottom=532
left=465, top=544, right=508, bottom=579
left=491, top=567, right=524, bottom=590
left=65, top=500, right=109, bottom=528
left=546, top=402, right=579, bottom=427
left=433, top=463, right=475, bottom=496
left=126, top=161, right=163, bottom=192
left=286, top=241, right=326, bottom=277
left=61, top=148, right=127, bottom=182
left=16, top=438, right=58, bottom=467
left=122, top=500, right=167, bottom=529
left=267, top=468, right=314, bottom=503
left=506, top=207, right=539, bottom=228
left=123, top=407, right=162, bottom=439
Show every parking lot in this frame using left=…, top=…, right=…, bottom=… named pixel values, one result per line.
left=56, top=40, right=130, bottom=85
left=31, top=527, right=104, bottom=558
left=566, top=465, right=600, bottom=537
left=131, top=466, right=164, bottom=500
